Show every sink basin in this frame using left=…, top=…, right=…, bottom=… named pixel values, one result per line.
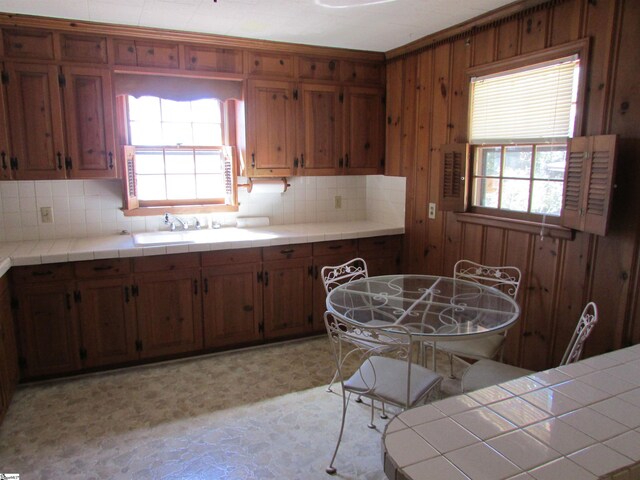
left=132, top=228, right=276, bottom=247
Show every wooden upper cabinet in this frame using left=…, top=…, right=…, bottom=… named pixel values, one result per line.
left=60, top=34, right=108, bottom=64
left=341, top=60, right=384, bottom=85
left=4, top=62, right=67, bottom=180
left=184, top=44, right=243, bottom=73
left=343, top=86, right=385, bottom=174
left=246, top=51, right=295, bottom=78
left=297, top=56, right=340, bottom=81
left=62, top=66, right=117, bottom=178
left=384, top=59, right=404, bottom=176
left=562, top=135, right=618, bottom=236
left=297, top=83, right=341, bottom=175
left=246, top=79, right=297, bottom=176
left=0, top=80, right=11, bottom=180
left=112, top=38, right=179, bottom=69
left=2, top=28, right=54, bottom=60
left=439, top=143, right=469, bottom=212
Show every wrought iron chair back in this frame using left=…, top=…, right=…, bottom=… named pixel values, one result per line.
left=454, top=259, right=522, bottom=299
left=561, top=301, right=598, bottom=366
left=321, top=257, right=369, bottom=295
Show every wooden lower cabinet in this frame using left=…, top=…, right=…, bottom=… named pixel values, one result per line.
left=0, top=277, right=19, bottom=423
left=202, top=249, right=263, bottom=348
left=263, top=245, right=313, bottom=339
left=358, top=235, right=402, bottom=277
left=134, top=269, right=203, bottom=358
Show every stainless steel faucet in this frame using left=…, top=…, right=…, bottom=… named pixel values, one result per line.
left=164, top=213, right=189, bottom=231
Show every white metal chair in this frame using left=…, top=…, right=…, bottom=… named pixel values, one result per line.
left=434, top=259, right=522, bottom=377
left=461, top=301, right=598, bottom=392
left=324, top=312, right=442, bottom=475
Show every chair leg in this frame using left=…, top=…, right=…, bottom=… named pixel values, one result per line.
left=368, top=400, right=376, bottom=429
left=448, top=353, right=456, bottom=379
left=355, top=395, right=363, bottom=403
left=380, top=402, right=388, bottom=419
left=326, top=391, right=350, bottom=475
left=326, top=369, right=338, bottom=393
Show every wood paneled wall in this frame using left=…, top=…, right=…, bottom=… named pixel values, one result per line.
left=386, top=0, right=640, bottom=370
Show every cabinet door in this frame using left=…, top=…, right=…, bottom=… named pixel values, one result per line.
left=62, top=66, right=117, bottom=178
left=0, top=281, right=19, bottom=418
left=77, top=277, right=137, bottom=368
left=0, top=80, right=11, bottom=180
left=5, top=62, right=66, bottom=179
left=15, top=281, right=80, bottom=378
left=263, top=257, right=313, bottom=339
left=358, top=236, right=402, bottom=277
left=135, top=270, right=203, bottom=358
left=344, top=86, right=385, bottom=175
left=297, top=83, right=341, bottom=176
left=202, top=263, right=263, bottom=348
left=246, top=79, right=296, bottom=176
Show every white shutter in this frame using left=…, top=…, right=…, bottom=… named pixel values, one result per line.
left=470, top=56, right=579, bottom=144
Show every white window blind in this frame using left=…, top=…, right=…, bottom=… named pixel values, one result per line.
left=470, top=56, right=579, bottom=144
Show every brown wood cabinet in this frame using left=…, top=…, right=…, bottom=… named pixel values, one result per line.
left=0, top=80, right=10, bottom=180
left=358, top=235, right=402, bottom=276
left=262, top=244, right=313, bottom=339
left=343, top=86, right=385, bottom=174
left=0, top=276, right=18, bottom=424
left=133, top=254, right=203, bottom=358
left=12, top=265, right=80, bottom=378
left=202, top=249, right=263, bottom=348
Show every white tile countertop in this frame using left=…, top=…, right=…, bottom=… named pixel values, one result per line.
left=383, top=345, right=640, bottom=480
left=0, top=220, right=404, bottom=278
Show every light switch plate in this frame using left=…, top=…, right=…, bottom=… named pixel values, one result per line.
left=40, top=206, right=54, bottom=224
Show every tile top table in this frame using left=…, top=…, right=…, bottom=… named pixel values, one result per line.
left=382, top=344, right=640, bottom=480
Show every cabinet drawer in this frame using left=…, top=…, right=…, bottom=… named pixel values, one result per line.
left=358, top=235, right=401, bottom=254
left=133, top=253, right=200, bottom=272
left=341, top=60, right=384, bottom=85
left=0, top=274, right=8, bottom=294
left=184, top=44, right=243, bottom=73
left=297, top=56, right=340, bottom=81
left=2, top=29, right=54, bottom=60
left=263, top=244, right=312, bottom=261
left=112, top=38, right=137, bottom=66
left=11, top=263, right=73, bottom=284
left=136, top=41, right=179, bottom=69
left=246, top=51, right=294, bottom=78
left=60, top=34, right=108, bottom=64
left=312, top=239, right=357, bottom=257
left=202, top=248, right=262, bottom=267
left=74, top=259, right=131, bottom=278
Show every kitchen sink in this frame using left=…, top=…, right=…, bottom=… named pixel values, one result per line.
left=132, top=228, right=276, bottom=247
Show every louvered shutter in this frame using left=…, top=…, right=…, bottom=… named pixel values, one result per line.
left=439, top=144, right=469, bottom=212
left=561, top=135, right=617, bottom=235
left=122, top=145, right=139, bottom=211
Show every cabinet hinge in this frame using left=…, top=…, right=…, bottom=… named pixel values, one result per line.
left=307, top=315, right=313, bottom=325
left=308, top=265, right=313, bottom=276
left=10, top=296, right=18, bottom=310
left=132, top=285, right=139, bottom=297
left=74, top=290, right=82, bottom=303
left=339, top=92, right=344, bottom=103
left=79, top=347, right=87, bottom=360
left=380, top=157, right=385, bottom=168
left=58, top=73, right=66, bottom=87
left=135, top=340, right=143, bottom=351
left=257, top=271, right=263, bottom=283
left=124, top=286, right=130, bottom=303
left=293, top=89, right=298, bottom=100
left=18, top=357, right=27, bottom=369
left=258, top=322, right=265, bottom=334
left=1, top=71, right=8, bottom=85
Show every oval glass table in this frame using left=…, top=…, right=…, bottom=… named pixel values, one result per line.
left=325, top=274, right=521, bottom=368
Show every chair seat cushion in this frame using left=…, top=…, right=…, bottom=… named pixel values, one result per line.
left=462, top=359, right=533, bottom=392
left=344, top=356, right=442, bottom=407
left=436, top=334, right=505, bottom=360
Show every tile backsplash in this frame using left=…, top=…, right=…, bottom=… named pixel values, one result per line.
left=0, top=175, right=406, bottom=242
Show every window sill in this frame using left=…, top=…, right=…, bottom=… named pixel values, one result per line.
left=122, top=205, right=239, bottom=217
left=454, top=212, right=574, bottom=240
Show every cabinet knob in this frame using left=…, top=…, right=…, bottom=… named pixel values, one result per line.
left=57, top=152, right=63, bottom=170
left=108, top=152, right=114, bottom=169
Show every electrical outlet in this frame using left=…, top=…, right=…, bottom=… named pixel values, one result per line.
left=334, top=195, right=342, bottom=209
left=428, top=202, right=436, bottom=219
left=40, top=206, right=54, bottom=224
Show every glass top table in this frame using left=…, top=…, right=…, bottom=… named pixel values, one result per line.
left=325, top=274, right=520, bottom=342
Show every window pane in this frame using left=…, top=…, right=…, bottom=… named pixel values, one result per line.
left=193, top=123, right=222, bottom=146
left=162, top=122, right=194, bottom=146
left=137, top=175, right=166, bottom=201
left=534, top=145, right=567, bottom=180
left=503, top=146, right=532, bottom=178
left=501, top=179, right=530, bottom=212
left=196, top=174, right=225, bottom=199
left=191, top=99, right=221, bottom=123
left=165, top=150, right=195, bottom=174
left=135, top=150, right=165, bottom=174
left=166, top=175, right=196, bottom=200
left=160, top=99, right=192, bottom=122
left=130, top=121, right=163, bottom=145
left=195, top=151, right=222, bottom=174
left=531, top=180, right=563, bottom=216
left=473, top=177, right=500, bottom=208
left=475, top=147, right=501, bottom=177
left=128, top=96, right=160, bottom=122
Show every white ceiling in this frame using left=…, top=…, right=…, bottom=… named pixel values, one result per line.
left=0, top=0, right=516, bottom=52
